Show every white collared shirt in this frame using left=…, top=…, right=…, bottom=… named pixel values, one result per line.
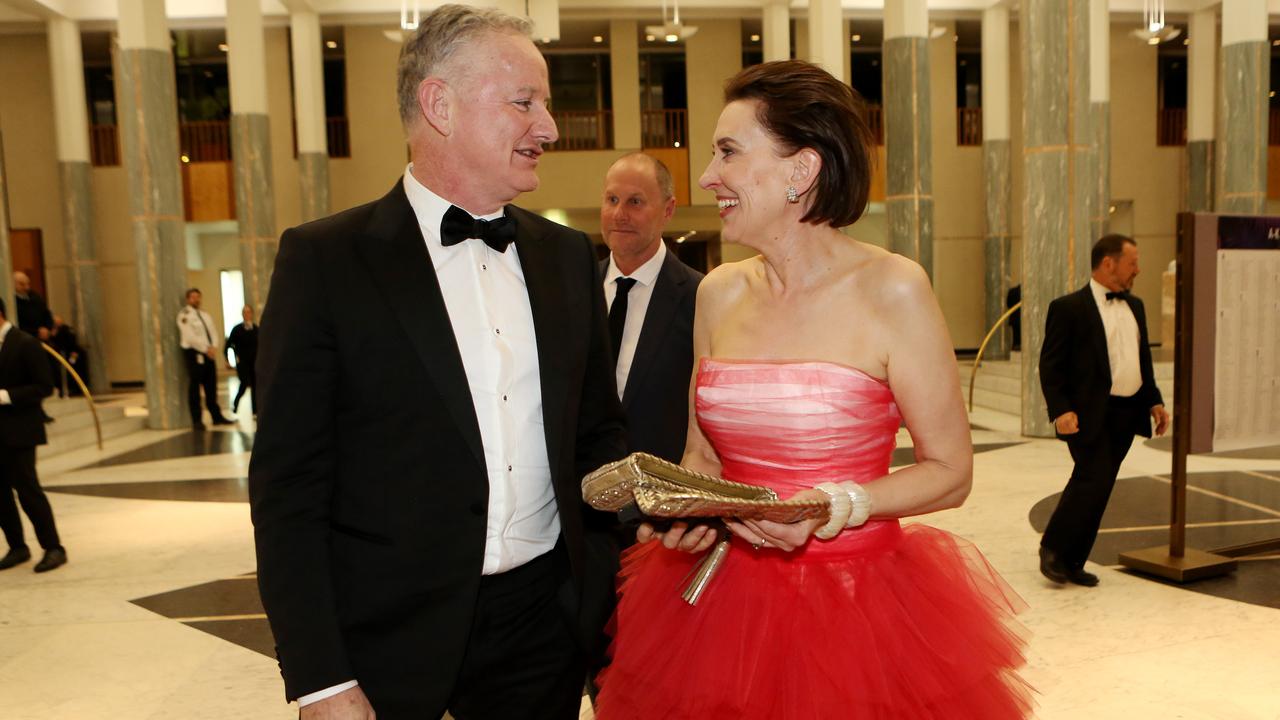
left=604, top=241, right=666, bottom=398
left=0, top=321, right=11, bottom=405
left=177, top=305, right=217, bottom=353
left=402, top=165, right=558, bottom=576
left=1089, top=278, right=1142, bottom=397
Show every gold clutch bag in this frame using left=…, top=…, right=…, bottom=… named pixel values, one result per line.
left=581, top=452, right=829, bottom=524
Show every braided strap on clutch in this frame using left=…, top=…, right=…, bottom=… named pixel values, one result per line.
left=581, top=452, right=830, bottom=524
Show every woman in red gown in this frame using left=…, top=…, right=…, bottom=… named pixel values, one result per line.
left=593, top=61, right=1032, bottom=719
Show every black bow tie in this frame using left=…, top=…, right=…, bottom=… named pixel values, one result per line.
left=440, top=205, right=516, bottom=253
left=1105, top=290, right=1128, bottom=302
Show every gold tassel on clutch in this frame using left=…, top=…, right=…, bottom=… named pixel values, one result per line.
left=681, top=536, right=732, bottom=606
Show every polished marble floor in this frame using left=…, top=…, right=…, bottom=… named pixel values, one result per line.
left=2, top=384, right=1278, bottom=719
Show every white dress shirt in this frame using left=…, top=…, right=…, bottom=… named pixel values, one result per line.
left=1089, top=279, right=1142, bottom=397
left=0, top=321, right=12, bottom=405
left=299, top=168, right=562, bottom=708
left=176, top=305, right=217, bottom=354
left=604, top=241, right=667, bottom=398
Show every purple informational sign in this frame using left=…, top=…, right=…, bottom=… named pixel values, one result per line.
left=1217, top=215, right=1280, bottom=250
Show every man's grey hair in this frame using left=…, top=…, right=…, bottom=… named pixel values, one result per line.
left=396, top=4, right=534, bottom=128
left=615, top=151, right=675, bottom=203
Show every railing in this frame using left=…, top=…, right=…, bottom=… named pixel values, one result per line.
left=957, top=107, right=983, bottom=146
left=89, top=125, right=120, bottom=167
left=180, top=120, right=232, bottom=162
left=40, top=342, right=102, bottom=451
left=642, top=109, right=688, bottom=148
left=867, top=104, right=883, bottom=145
left=967, top=301, right=1020, bottom=413
left=327, top=117, right=351, bottom=158
left=547, top=110, right=613, bottom=151
left=1157, top=108, right=1186, bottom=146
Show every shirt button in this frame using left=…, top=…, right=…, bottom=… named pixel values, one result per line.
left=507, top=465, right=513, bottom=472
left=495, top=328, right=501, bottom=335
left=502, top=394, right=508, bottom=402
left=481, top=264, right=487, bottom=271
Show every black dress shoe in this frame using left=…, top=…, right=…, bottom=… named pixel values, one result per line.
left=1067, top=568, right=1099, bottom=587
left=1039, top=546, right=1070, bottom=584
left=34, top=547, right=67, bottom=573
left=0, top=546, right=31, bottom=570
left=212, top=416, right=235, bottom=426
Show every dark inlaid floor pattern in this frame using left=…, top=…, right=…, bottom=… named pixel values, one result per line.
left=1030, top=470, right=1280, bottom=609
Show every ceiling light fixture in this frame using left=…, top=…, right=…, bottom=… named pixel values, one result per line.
left=645, top=0, right=698, bottom=43
left=1130, top=0, right=1180, bottom=45
left=593, top=35, right=604, bottom=43
left=400, top=0, right=420, bottom=31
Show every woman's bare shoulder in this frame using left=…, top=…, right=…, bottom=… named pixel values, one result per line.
left=697, top=256, right=759, bottom=309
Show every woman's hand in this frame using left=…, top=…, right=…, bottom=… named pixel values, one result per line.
left=637, top=521, right=721, bottom=553
left=724, top=488, right=830, bottom=552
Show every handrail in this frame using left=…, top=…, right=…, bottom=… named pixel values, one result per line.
left=39, top=343, right=102, bottom=451
left=968, top=301, right=1021, bottom=413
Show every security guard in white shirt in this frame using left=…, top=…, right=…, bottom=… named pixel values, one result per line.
left=177, top=288, right=233, bottom=429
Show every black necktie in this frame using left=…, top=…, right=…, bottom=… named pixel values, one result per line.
left=1105, top=290, right=1128, bottom=302
left=440, top=205, right=516, bottom=253
left=609, top=277, right=638, bottom=365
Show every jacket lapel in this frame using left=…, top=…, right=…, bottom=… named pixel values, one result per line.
left=354, top=182, right=486, bottom=468
left=1078, top=284, right=1110, bottom=372
left=511, top=208, right=568, bottom=475
left=621, top=251, right=685, bottom=408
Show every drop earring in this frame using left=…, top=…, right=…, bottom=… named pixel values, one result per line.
left=786, top=185, right=799, bottom=203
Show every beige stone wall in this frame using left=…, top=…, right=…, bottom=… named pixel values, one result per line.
left=0, top=20, right=1211, bottom=383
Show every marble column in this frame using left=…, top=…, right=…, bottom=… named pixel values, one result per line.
left=1020, top=0, right=1094, bottom=437
left=115, top=0, right=190, bottom=430
left=228, top=0, right=277, bottom=311
left=610, top=20, right=642, bottom=150
left=982, top=4, right=1012, bottom=360
left=762, top=0, right=790, bottom=63
left=0, top=132, right=13, bottom=317
left=883, top=0, right=934, bottom=278
left=1089, top=0, right=1109, bottom=241
left=1215, top=0, right=1268, bottom=215
left=291, top=9, right=330, bottom=222
left=48, top=16, right=109, bottom=394
left=807, top=0, right=844, bottom=80
left=1186, top=8, right=1215, bottom=212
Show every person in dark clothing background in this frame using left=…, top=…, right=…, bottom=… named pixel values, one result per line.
left=12, top=271, right=52, bottom=341
left=225, top=305, right=259, bottom=416
left=49, top=315, right=88, bottom=397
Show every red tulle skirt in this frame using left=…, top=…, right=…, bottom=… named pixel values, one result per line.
left=594, top=521, right=1033, bottom=719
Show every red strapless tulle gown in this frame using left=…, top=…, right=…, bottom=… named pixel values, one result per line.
left=593, top=359, right=1032, bottom=719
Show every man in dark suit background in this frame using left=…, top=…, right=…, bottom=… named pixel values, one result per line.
left=224, top=305, right=258, bottom=415
left=1039, top=234, right=1169, bottom=587
left=0, top=298, right=67, bottom=573
left=600, top=152, right=703, bottom=463
left=249, top=6, right=626, bottom=720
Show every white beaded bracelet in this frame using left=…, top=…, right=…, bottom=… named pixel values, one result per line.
left=838, top=481, right=873, bottom=528
left=813, top=482, right=852, bottom=540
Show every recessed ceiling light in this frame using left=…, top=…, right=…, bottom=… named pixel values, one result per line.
left=218, top=43, right=228, bottom=52
left=593, top=35, right=604, bottom=43
left=750, top=34, right=760, bottom=42
left=646, top=34, right=656, bottom=42
left=665, top=34, right=679, bottom=42
left=851, top=34, right=861, bottom=42
left=325, top=40, right=337, bottom=49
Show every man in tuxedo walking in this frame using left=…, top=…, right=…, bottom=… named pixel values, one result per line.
left=600, top=153, right=702, bottom=463
left=1039, top=234, right=1169, bottom=587
left=0, top=298, right=67, bottom=573
left=249, top=6, right=626, bottom=719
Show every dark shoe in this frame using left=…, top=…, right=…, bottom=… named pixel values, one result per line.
left=1039, top=546, right=1070, bottom=584
left=212, top=416, right=235, bottom=426
left=1067, top=568, right=1099, bottom=587
left=34, top=547, right=67, bottom=573
left=0, top=546, right=31, bottom=570
left=192, top=422, right=207, bottom=431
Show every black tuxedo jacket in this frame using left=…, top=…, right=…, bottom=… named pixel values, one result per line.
left=1039, top=284, right=1163, bottom=444
left=602, top=249, right=703, bottom=463
left=0, top=326, right=54, bottom=449
left=249, top=181, right=627, bottom=710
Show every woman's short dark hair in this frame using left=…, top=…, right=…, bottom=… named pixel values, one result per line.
left=1091, top=234, right=1136, bottom=269
left=723, top=60, right=875, bottom=228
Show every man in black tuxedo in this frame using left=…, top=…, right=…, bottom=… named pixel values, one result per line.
left=0, top=298, right=67, bottom=573
left=1039, top=234, right=1169, bottom=587
left=600, top=153, right=703, bottom=463
left=249, top=6, right=626, bottom=720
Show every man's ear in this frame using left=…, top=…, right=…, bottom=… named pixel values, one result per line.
left=419, top=77, right=453, bottom=136
left=790, top=148, right=822, bottom=197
